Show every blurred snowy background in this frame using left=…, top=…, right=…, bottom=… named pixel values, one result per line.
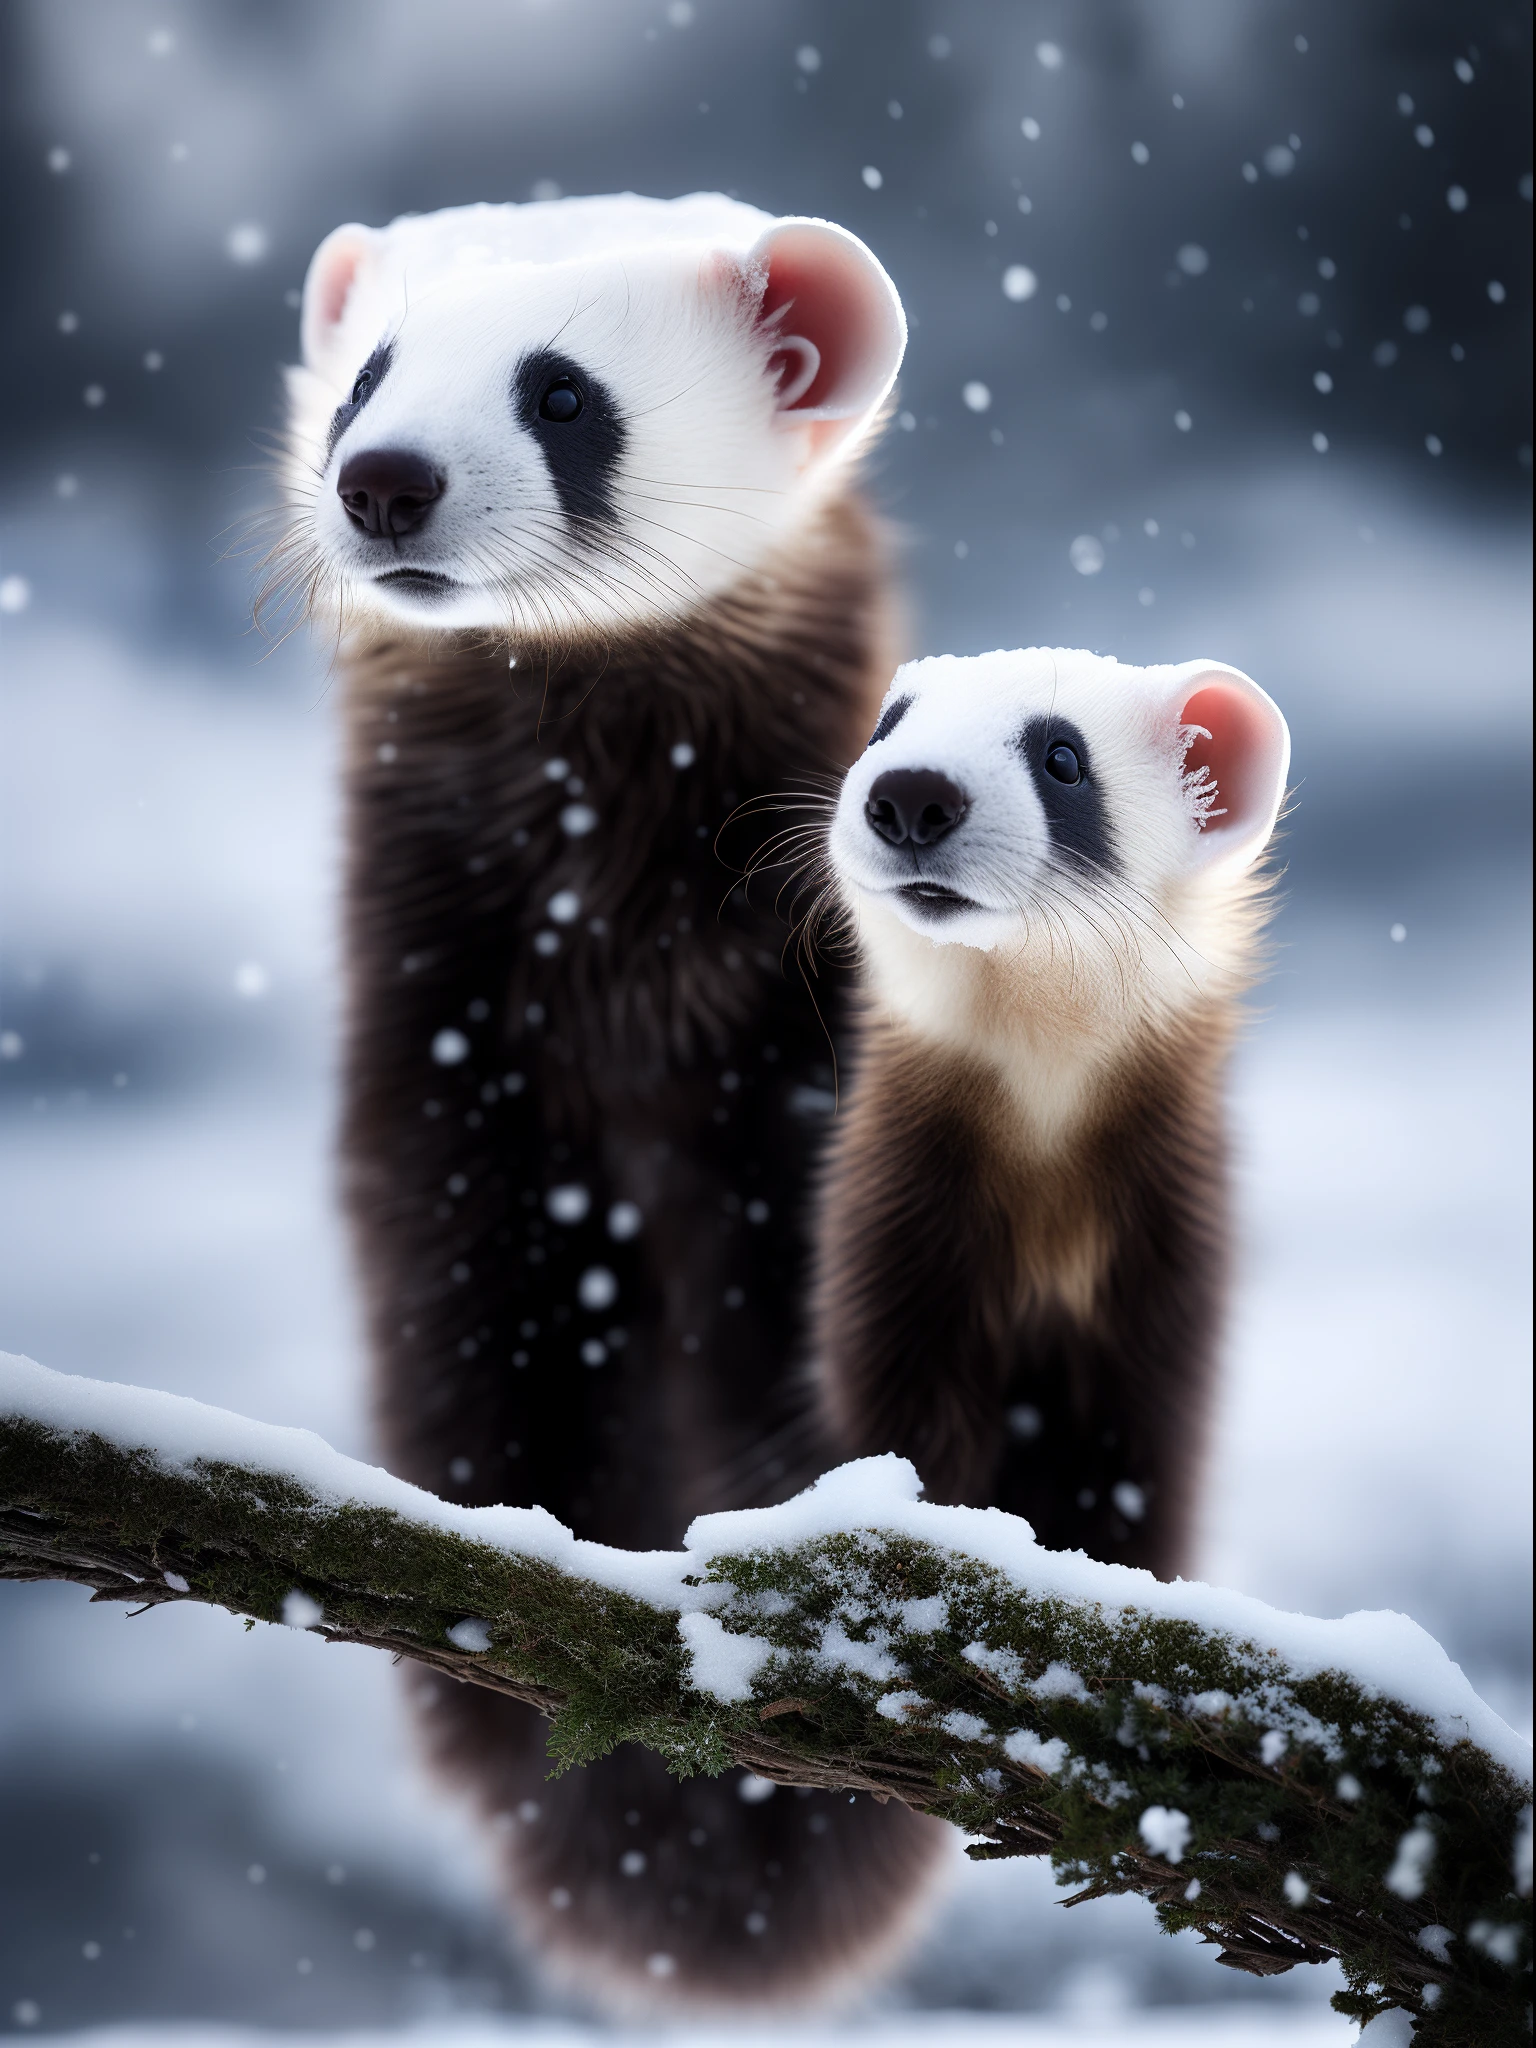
left=0, top=1, right=1529, bottom=2041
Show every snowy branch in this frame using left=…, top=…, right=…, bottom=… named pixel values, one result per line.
left=0, top=1352, right=1528, bottom=2044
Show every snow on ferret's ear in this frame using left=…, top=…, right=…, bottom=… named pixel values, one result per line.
left=741, top=218, right=906, bottom=455
left=1168, top=663, right=1291, bottom=871
left=300, top=223, right=382, bottom=373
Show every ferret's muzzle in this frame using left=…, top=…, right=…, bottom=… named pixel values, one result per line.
left=336, top=448, right=444, bottom=539
left=858, top=768, right=982, bottom=919
left=864, top=767, right=968, bottom=849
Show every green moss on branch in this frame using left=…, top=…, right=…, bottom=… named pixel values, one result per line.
left=1, top=1392, right=1529, bottom=2044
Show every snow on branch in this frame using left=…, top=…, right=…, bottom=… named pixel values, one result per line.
left=0, top=1351, right=1529, bottom=2042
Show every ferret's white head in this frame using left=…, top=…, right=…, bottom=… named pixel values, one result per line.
left=278, top=193, right=905, bottom=641
left=828, top=647, right=1290, bottom=1037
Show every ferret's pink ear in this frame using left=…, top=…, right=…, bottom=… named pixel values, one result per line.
left=744, top=218, right=906, bottom=453
left=1171, top=664, right=1291, bottom=870
left=301, top=223, right=380, bottom=371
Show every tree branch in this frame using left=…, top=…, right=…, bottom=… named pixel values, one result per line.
left=0, top=1353, right=1528, bottom=2044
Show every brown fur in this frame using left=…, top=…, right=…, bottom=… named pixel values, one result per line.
left=813, top=1002, right=1235, bottom=1576
left=336, top=491, right=946, bottom=2004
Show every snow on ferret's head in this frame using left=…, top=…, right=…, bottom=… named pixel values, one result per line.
left=828, top=647, right=1290, bottom=1020
left=275, top=193, right=905, bottom=639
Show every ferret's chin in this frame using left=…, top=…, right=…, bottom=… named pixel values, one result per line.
left=331, top=568, right=495, bottom=631
left=372, top=568, right=462, bottom=603
left=348, top=570, right=678, bottom=643
left=853, top=879, right=1009, bottom=952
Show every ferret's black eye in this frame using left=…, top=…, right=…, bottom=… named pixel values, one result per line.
left=539, top=377, right=583, bottom=424
left=349, top=369, right=374, bottom=407
left=1044, top=743, right=1082, bottom=785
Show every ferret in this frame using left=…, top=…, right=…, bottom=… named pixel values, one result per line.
left=277, top=194, right=945, bottom=2007
left=812, top=648, right=1290, bottom=1575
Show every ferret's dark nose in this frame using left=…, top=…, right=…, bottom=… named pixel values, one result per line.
left=865, top=768, right=968, bottom=848
left=337, top=449, right=443, bottom=539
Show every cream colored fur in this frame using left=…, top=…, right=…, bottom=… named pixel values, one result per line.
left=831, top=648, right=1289, bottom=1155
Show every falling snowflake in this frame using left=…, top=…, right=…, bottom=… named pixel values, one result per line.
left=225, top=224, right=269, bottom=266
left=579, top=1266, right=619, bottom=1311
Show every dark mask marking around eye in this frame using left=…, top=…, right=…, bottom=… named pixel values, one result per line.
left=513, top=347, right=627, bottom=530
left=327, top=340, right=393, bottom=457
left=1014, top=715, right=1120, bottom=876
left=867, top=694, right=913, bottom=749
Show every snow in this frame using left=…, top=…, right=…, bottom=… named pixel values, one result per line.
left=1467, top=1918, right=1522, bottom=1966
left=963, top=1641, right=1023, bottom=1687
left=816, top=1619, right=902, bottom=1683
left=338, top=193, right=783, bottom=329
left=224, top=224, right=269, bottom=266
left=1027, top=1663, right=1090, bottom=1703
left=1383, top=1825, right=1436, bottom=1900
left=575, top=1266, right=617, bottom=1311
left=674, top=1610, right=771, bottom=1703
left=281, top=1590, right=323, bottom=1630
left=877, top=1689, right=929, bottom=1722
left=1003, top=1729, right=1069, bottom=1775
left=5, top=1353, right=1526, bottom=1785
left=446, top=1618, right=492, bottom=1654
left=1137, top=1807, right=1192, bottom=1863
left=0, top=1349, right=694, bottom=1613
left=1416, top=1924, right=1453, bottom=1963
left=31, top=2016, right=1363, bottom=2047
left=683, top=1460, right=1530, bottom=1778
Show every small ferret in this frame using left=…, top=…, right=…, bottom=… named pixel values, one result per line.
left=812, top=647, right=1290, bottom=1574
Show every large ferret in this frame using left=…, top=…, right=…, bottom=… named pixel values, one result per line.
left=277, top=194, right=944, bottom=2005
left=814, top=648, right=1290, bottom=1572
